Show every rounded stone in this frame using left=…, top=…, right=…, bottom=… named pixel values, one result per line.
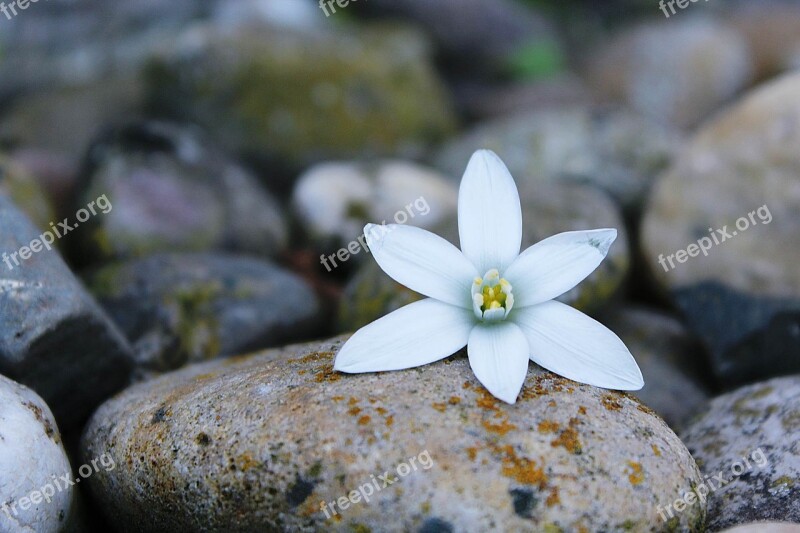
left=0, top=154, right=55, bottom=232
left=434, top=107, right=680, bottom=215
left=640, top=73, right=800, bottom=387
left=292, top=159, right=457, bottom=255
left=84, top=253, right=322, bottom=378
left=71, top=121, right=287, bottom=264
left=587, top=18, right=752, bottom=129
left=82, top=336, right=704, bottom=532
left=0, top=374, right=75, bottom=533
left=681, top=376, right=800, bottom=530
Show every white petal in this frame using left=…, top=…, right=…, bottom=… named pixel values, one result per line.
left=334, top=299, right=474, bottom=373
left=458, top=150, right=522, bottom=274
left=467, top=322, right=530, bottom=404
left=365, top=223, right=478, bottom=308
left=504, top=229, right=618, bottom=308
left=511, top=301, right=644, bottom=390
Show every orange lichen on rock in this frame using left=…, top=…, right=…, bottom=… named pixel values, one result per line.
left=537, top=420, right=561, bottom=434
left=651, top=444, right=662, bottom=457
left=602, top=394, right=624, bottom=411
left=466, top=446, right=478, bottom=461
left=357, top=415, right=370, bottom=426
left=497, top=444, right=547, bottom=488
left=432, top=403, right=447, bottom=413
left=448, top=396, right=461, bottom=405
left=551, top=426, right=582, bottom=454
left=482, top=418, right=517, bottom=436
left=545, top=487, right=560, bottom=507
left=626, top=461, right=644, bottom=485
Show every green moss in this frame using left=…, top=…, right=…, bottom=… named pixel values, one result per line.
left=169, top=282, right=223, bottom=362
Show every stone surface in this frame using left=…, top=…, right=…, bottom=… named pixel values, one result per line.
left=719, top=523, right=800, bottom=533
left=587, top=18, right=752, bottom=129
left=70, top=121, right=287, bottom=264
left=730, top=4, right=800, bottom=80
left=601, top=307, right=710, bottom=430
left=641, top=73, right=800, bottom=388
left=84, top=253, right=322, bottom=378
left=0, top=374, right=76, bottom=533
left=0, top=194, right=134, bottom=430
left=434, top=107, right=680, bottom=214
left=82, top=336, right=704, bottom=532
left=292, top=160, right=457, bottom=257
left=681, top=376, right=800, bottom=530
left=144, top=23, right=455, bottom=168
left=0, top=155, right=55, bottom=233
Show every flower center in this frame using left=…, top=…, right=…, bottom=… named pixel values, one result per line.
left=472, top=269, right=514, bottom=322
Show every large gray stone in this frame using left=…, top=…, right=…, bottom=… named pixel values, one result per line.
left=0, top=194, right=133, bottom=429
left=681, top=376, right=800, bottom=530
left=587, top=18, right=752, bottom=129
left=70, top=121, right=287, bottom=264
left=82, top=335, right=704, bottom=532
left=85, top=253, right=323, bottom=378
left=641, top=74, right=800, bottom=389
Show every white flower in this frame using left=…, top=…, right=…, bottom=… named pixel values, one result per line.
left=334, top=150, right=644, bottom=404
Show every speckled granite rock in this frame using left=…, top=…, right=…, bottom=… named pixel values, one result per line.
left=434, top=107, right=680, bottom=215
left=587, top=18, right=752, bottom=129
left=602, top=307, right=710, bottom=430
left=70, top=121, right=287, bottom=264
left=0, top=194, right=133, bottom=430
left=84, top=253, right=322, bottom=377
left=0, top=374, right=76, bottom=533
left=292, top=160, right=457, bottom=257
left=681, top=376, right=800, bottom=530
left=641, top=74, right=800, bottom=388
left=82, top=336, right=704, bottom=532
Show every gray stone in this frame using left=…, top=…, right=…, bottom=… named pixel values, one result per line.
left=84, top=253, right=322, bottom=378
left=601, top=306, right=710, bottom=430
left=0, top=155, right=55, bottom=232
left=587, top=18, right=752, bottom=129
left=292, top=159, right=457, bottom=259
left=82, top=335, right=704, bottom=532
left=71, top=121, right=287, bottom=264
left=144, top=23, right=455, bottom=168
left=0, top=374, right=77, bottom=533
left=641, top=73, right=800, bottom=389
left=434, top=107, right=681, bottom=215
left=0, top=194, right=133, bottom=430
left=681, top=376, right=800, bottom=530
